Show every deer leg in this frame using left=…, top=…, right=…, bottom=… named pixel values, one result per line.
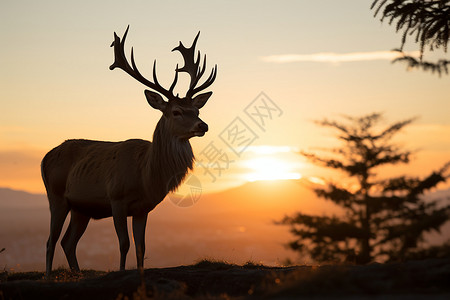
left=46, top=198, right=70, bottom=277
left=112, top=204, right=130, bottom=270
left=61, top=210, right=90, bottom=272
left=132, top=214, right=148, bottom=270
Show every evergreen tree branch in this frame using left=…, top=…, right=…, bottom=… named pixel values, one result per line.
left=371, top=0, right=450, bottom=76
left=314, top=184, right=356, bottom=209
left=393, top=51, right=450, bottom=75
left=378, top=117, right=417, bottom=140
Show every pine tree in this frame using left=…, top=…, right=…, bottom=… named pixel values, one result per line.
left=279, top=113, right=450, bottom=264
left=371, top=0, right=450, bottom=75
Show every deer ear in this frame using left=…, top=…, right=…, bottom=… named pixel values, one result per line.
left=192, top=92, right=212, bottom=109
left=145, top=90, right=167, bottom=111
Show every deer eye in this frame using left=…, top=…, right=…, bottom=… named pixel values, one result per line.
left=172, top=110, right=182, bottom=117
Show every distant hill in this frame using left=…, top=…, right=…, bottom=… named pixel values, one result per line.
left=0, top=188, right=47, bottom=209
left=1, top=182, right=449, bottom=272
left=0, top=182, right=311, bottom=272
left=152, top=179, right=333, bottom=222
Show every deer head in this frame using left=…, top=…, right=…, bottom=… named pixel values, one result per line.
left=109, top=26, right=217, bottom=140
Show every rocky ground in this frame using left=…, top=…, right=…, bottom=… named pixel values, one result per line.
left=1, top=258, right=449, bottom=300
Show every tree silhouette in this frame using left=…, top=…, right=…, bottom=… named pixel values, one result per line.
left=371, top=0, right=450, bottom=75
left=279, top=113, right=450, bottom=264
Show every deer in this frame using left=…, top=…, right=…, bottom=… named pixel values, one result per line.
left=41, top=26, right=217, bottom=276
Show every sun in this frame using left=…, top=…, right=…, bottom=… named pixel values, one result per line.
left=242, top=156, right=302, bottom=182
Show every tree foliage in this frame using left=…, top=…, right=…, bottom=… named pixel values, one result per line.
left=279, top=113, right=450, bottom=264
left=371, top=0, right=450, bottom=75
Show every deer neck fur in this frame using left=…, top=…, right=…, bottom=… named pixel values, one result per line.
left=144, top=117, right=194, bottom=203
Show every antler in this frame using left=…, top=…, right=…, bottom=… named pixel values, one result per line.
left=172, top=32, right=217, bottom=99
left=110, top=26, right=178, bottom=100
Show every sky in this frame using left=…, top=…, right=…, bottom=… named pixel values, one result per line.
left=1, top=0, right=449, bottom=194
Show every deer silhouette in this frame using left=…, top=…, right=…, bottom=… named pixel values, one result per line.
left=41, top=26, right=217, bottom=276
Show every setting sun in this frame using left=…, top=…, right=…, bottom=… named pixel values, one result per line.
left=242, top=156, right=302, bottom=182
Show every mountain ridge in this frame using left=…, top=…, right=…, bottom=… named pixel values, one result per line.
left=1, top=182, right=449, bottom=271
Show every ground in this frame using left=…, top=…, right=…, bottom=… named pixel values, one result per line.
left=1, top=258, right=449, bottom=299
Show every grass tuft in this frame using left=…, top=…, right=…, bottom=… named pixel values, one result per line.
left=193, top=259, right=237, bottom=271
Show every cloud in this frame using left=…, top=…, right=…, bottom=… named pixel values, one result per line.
left=261, top=50, right=421, bottom=64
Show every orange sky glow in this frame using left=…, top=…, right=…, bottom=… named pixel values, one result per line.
left=0, top=0, right=449, bottom=270
left=1, top=1, right=449, bottom=196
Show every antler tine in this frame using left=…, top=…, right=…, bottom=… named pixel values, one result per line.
left=194, top=53, right=207, bottom=83
left=169, top=64, right=179, bottom=95
left=189, top=64, right=217, bottom=98
left=173, top=31, right=217, bottom=99
left=110, top=26, right=176, bottom=101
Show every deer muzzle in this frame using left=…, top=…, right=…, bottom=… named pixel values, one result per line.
left=192, top=121, right=208, bottom=137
